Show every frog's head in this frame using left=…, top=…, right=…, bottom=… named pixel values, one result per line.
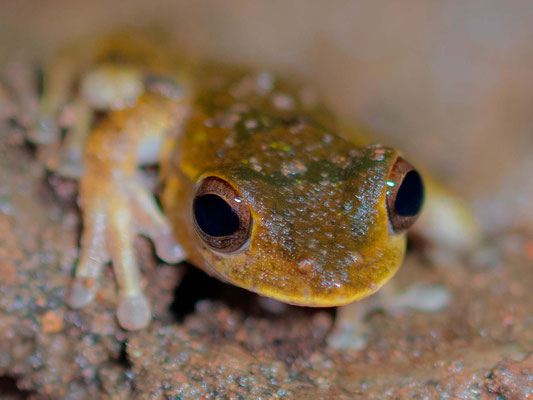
left=182, top=126, right=424, bottom=306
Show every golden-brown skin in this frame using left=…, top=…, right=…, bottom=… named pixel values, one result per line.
left=163, top=96, right=406, bottom=307
left=33, top=32, right=426, bottom=333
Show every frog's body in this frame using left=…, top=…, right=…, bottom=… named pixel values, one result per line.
left=31, top=32, right=454, bottom=339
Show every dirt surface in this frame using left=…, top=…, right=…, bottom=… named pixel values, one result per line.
left=0, top=120, right=531, bottom=398
left=1, top=1, right=533, bottom=399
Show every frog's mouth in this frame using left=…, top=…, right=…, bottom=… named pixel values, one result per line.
left=195, top=228, right=407, bottom=308
left=253, top=242, right=406, bottom=308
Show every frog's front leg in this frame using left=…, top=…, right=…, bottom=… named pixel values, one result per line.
left=68, top=92, right=187, bottom=330
left=328, top=282, right=452, bottom=350
left=55, top=64, right=145, bottom=178
left=34, top=52, right=145, bottom=178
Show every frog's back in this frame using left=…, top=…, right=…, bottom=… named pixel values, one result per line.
left=176, top=60, right=339, bottom=177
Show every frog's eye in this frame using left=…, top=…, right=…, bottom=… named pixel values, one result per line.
left=386, top=157, right=424, bottom=232
left=192, top=176, right=252, bottom=253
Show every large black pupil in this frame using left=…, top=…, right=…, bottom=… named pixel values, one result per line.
left=194, top=194, right=240, bottom=237
left=394, top=170, right=424, bottom=216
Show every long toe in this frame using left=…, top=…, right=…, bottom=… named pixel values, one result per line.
left=117, top=294, right=152, bottom=330
left=68, top=277, right=97, bottom=309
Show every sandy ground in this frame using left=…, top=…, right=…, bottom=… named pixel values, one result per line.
left=0, top=1, right=532, bottom=399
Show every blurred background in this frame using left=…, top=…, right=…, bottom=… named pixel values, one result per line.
left=1, top=0, right=532, bottom=232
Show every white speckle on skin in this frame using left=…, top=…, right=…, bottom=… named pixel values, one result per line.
left=245, top=119, right=258, bottom=129
left=280, top=161, right=307, bottom=176
left=395, top=284, right=452, bottom=312
left=272, top=93, right=295, bottom=111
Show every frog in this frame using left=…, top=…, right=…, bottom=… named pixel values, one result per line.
left=25, top=31, right=474, bottom=347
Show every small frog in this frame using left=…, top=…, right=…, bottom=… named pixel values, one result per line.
left=27, top=31, right=474, bottom=347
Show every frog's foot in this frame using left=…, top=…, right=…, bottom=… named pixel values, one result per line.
left=257, top=297, right=289, bottom=314
left=327, top=301, right=370, bottom=350
left=31, top=116, right=61, bottom=144
left=69, top=176, right=185, bottom=330
left=327, top=284, right=452, bottom=350
left=389, top=284, right=452, bottom=314
left=45, top=98, right=92, bottom=178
